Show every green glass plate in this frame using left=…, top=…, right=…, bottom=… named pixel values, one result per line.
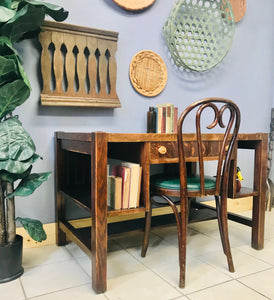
left=163, top=0, right=235, bottom=72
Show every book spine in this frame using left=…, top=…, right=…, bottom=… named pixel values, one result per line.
left=161, top=107, right=166, bottom=133
left=173, top=107, right=178, bottom=133
left=166, top=105, right=171, bottom=133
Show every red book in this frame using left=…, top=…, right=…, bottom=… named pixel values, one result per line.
left=112, top=165, right=131, bottom=209
left=173, top=107, right=178, bottom=133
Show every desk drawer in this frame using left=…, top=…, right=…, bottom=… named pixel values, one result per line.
left=150, top=142, right=178, bottom=162
left=149, top=140, right=224, bottom=163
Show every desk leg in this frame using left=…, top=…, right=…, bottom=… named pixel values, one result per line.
left=91, top=132, right=108, bottom=293
left=252, top=137, right=268, bottom=250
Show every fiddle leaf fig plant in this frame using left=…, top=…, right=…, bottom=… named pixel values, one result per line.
left=0, top=0, right=68, bottom=247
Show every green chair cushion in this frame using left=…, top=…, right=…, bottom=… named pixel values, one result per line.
left=151, top=174, right=216, bottom=191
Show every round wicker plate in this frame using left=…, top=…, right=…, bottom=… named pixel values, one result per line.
left=229, top=0, right=246, bottom=22
left=112, top=0, right=156, bottom=11
left=163, top=0, right=235, bottom=72
left=129, top=50, right=167, bottom=97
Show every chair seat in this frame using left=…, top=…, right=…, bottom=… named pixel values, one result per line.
left=151, top=174, right=216, bottom=191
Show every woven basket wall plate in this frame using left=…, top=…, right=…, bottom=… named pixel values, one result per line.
left=229, top=0, right=246, bottom=22
left=129, top=50, right=167, bottom=97
left=163, top=0, right=235, bottom=72
left=112, top=0, right=156, bottom=11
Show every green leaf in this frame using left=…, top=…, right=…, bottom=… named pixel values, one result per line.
left=0, top=152, right=40, bottom=174
left=7, top=172, right=51, bottom=197
left=18, top=0, right=68, bottom=22
left=0, top=116, right=35, bottom=160
left=1, top=1, right=68, bottom=42
left=1, top=0, right=12, bottom=9
left=0, top=55, right=18, bottom=86
left=16, top=217, right=47, bottom=242
left=0, top=6, right=15, bottom=22
left=0, top=36, right=21, bottom=61
left=0, top=165, right=32, bottom=182
left=0, top=79, right=30, bottom=119
left=1, top=4, right=45, bottom=42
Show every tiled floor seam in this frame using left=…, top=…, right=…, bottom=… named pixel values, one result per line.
left=121, top=246, right=186, bottom=297
left=234, top=246, right=274, bottom=267
left=235, top=278, right=272, bottom=300
left=19, top=277, right=27, bottom=300
left=235, top=266, right=274, bottom=280
left=24, top=283, right=93, bottom=300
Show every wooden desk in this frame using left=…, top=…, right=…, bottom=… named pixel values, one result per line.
left=55, top=132, right=268, bottom=293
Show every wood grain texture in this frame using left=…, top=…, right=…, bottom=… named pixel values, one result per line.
left=39, top=21, right=121, bottom=107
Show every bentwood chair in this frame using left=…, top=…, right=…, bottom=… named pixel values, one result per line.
left=141, top=98, right=241, bottom=288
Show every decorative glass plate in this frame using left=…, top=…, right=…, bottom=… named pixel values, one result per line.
left=163, top=0, right=235, bottom=72
left=129, top=50, right=167, bottom=97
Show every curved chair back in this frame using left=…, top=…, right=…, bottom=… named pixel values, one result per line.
left=177, top=98, right=241, bottom=199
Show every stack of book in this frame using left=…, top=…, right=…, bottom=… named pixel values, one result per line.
left=107, top=160, right=142, bottom=210
left=148, top=103, right=178, bottom=133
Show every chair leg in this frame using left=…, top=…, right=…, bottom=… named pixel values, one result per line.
left=141, top=203, right=152, bottom=257
left=144, top=195, right=186, bottom=288
left=161, top=195, right=186, bottom=288
left=216, top=195, right=235, bottom=273
left=215, top=195, right=225, bottom=253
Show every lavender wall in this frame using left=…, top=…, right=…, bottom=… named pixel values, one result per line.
left=14, top=0, right=274, bottom=223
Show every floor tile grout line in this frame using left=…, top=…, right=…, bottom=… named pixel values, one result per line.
left=184, top=278, right=235, bottom=297
left=235, top=278, right=272, bottom=300
left=121, top=246, right=187, bottom=297
left=19, top=277, right=27, bottom=300
left=235, top=266, right=274, bottom=281
left=234, top=246, right=274, bottom=267
left=24, top=283, right=92, bottom=300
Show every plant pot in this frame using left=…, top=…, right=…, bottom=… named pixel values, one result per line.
left=0, top=235, right=24, bottom=283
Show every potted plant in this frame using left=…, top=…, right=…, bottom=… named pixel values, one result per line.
left=0, top=0, right=68, bottom=283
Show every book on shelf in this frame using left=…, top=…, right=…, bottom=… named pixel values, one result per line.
left=107, top=175, right=122, bottom=210
left=136, top=166, right=142, bottom=208
left=121, top=161, right=142, bottom=208
left=173, top=106, right=178, bottom=133
left=112, top=165, right=131, bottom=209
left=154, top=103, right=178, bottom=133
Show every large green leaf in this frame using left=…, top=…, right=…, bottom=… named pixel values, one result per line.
left=0, top=5, right=15, bottom=22
left=0, top=78, right=30, bottom=119
left=0, top=165, right=32, bottom=182
left=18, top=0, right=68, bottom=22
left=0, top=55, right=17, bottom=86
left=16, top=217, right=47, bottom=242
left=0, top=153, right=40, bottom=174
left=0, top=36, right=21, bottom=62
left=0, top=116, right=35, bottom=160
left=1, top=1, right=68, bottom=42
left=0, top=4, right=45, bottom=42
left=1, top=0, right=12, bottom=9
left=7, top=172, right=51, bottom=197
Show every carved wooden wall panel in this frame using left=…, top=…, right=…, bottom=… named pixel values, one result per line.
left=39, top=21, right=121, bottom=107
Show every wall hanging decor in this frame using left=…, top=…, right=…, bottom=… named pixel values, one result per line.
left=39, top=21, right=121, bottom=107
left=129, top=50, right=167, bottom=97
left=163, top=0, right=235, bottom=72
left=229, top=0, right=246, bottom=22
left=112, top=0, right=156, bottom=11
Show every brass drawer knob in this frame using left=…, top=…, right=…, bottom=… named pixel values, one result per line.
left=158, top=146, right=167, bottom=155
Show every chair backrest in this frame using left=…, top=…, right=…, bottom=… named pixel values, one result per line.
left=177, top=98, right=241, bottom=198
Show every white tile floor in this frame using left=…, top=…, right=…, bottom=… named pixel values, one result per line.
left=1, top=210, right=274, bottom=300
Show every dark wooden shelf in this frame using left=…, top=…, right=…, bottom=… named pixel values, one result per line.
left=235, top=187, right=259, bottom=198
